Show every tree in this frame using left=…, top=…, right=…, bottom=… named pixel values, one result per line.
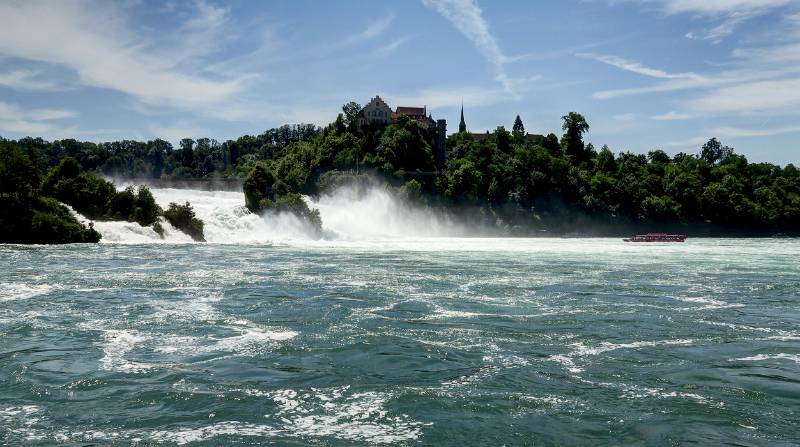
left=374, top=116, right=434, bottom=172
left=0, top=141, right=40, bottom=200
left=243, top=164, right=277, bottom=212
left=560, top=112, right=590, bottom=162
left=700, top=138, right=734, bottom=165
left=512, top=115, right=525, bottom=141
left=163, top=202, right=205, bottom=242
left=540, top=133, right=561, bottom=156
left=495, top=126, right=511, bottom=154
left=648, top=149, right=671, bottom=165
left=180, top=138, right=195, bottom=168
left=342, top=101, right=362, bottom=132
left=594, top=145, right=616, bottom=173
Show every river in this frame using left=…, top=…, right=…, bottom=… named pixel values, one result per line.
left=1, top=187, right=798, bottom=445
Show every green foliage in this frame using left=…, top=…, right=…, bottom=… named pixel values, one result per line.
left=43, top=158, right=160, bottom=225
left=163, top=202, right=205, bottom=242
left=399, top=179, right=423, bottom=201
left=243, top=164, right=276, bottom=212
left=371, top=116, right=434, bottom=172
left=0, top=192, right=100, bottom=244
left=244, top=163, right=323, bottom=234
left=132, top=186, right=161, bottom=226
left=561, top=112, right=590, bottom=162
left=512, top=115, right=525, bottom=141
left=3, top=107, right=799, bottom=237
left=43, top=157, right=117, bottom=218
left=342, top=101, right=361, bottom=132
left=0, top=139, right=40, bottom=200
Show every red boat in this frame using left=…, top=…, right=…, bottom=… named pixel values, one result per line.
left=623, top=233, right=686, bottom=242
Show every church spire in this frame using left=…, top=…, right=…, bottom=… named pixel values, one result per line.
left=458, top=103, right=466, bottom=133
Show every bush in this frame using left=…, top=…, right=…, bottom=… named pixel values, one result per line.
left=243, top=164, right=276, bottom=212
left=163, top=202, right=205, bottom=242
left=0, top=195, right=101, bottom=243
left=106, top=186, right=136, bottom=220
left=132, top=186, right=160, bottom=226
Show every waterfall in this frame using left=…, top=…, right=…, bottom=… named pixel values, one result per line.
left=84, top=183, right=466, bottom=244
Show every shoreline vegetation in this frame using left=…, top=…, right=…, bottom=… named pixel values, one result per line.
left=2, top=105, right=799, bottom=244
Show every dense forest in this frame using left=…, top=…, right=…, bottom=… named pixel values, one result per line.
left=2, top=101, right=799, bottom=242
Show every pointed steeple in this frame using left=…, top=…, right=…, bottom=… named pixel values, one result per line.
left=458, top=103, right=466, bottom=133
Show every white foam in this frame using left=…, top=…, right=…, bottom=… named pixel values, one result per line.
left=733, top=353, right=800, bottom=364
left=551, top=339, right=695, bottom=373
left=671, top=295, right=744, bottom=310
left=309, top=184, right=467, bottom=240
left=262, top=386, right=428, bottom=444
left=212, top=325, right=298, bottom=355
left=0, top=283, right=55, bottom=301
left=93, top=218, right=192, bottom=244
left=148, top=422, right=281, bottom=445
left=98, top=329, right=154, bottom=373
left=148, top=187, right=314, bottom=243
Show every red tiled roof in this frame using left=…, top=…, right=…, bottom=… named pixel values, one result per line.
left=395, top=106, right=426, bottom=116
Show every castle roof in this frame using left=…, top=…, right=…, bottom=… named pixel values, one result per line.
left=395, top=106, right=426, bottom=116
left=365, top=95, right=391, bottom=110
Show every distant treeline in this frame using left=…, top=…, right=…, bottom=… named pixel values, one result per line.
left=3, top=103, right=800, bottom=237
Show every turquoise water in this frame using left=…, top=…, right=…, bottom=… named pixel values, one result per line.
left=1, top=238, right=799, bottom=445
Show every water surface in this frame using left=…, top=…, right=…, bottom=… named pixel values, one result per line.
left=1, top=238, right=799, bottom=445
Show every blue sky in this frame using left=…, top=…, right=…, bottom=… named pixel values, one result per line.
left=0, top=0, right=798, bottom=164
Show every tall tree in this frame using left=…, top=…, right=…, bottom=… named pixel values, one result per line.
left=512, top=115, right=525, bottom=140
left=342, top=102, right=361, bottom=132
left=560, top=112, right=590, bottom=162
left=179, top=138, right=195, bottom=168
left=700, top=138, right=733, bottom=165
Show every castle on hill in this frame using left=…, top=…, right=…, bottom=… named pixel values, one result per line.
left=358, top=95, right=447, bottom=170
left=356, top=95, right=544, bottom=171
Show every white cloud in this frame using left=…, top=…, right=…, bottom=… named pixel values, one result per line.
left=422, top=0, right=517, bottom=95
left=0, top=69, right=61, bottom=91
left=711, top=125, right=800, bottom=137
left=652, top=111, right=690, bottom=120
left=0, top=101, right=75, bottom=122
left=645, top=0, right=793, bottom=15
left=170, top=1, right=234, bottom=65
left=332, top=13, right=395, bottom=49
left=663, top=135, right=713, bottom=148
left=360, top=14, right=395, bottom=39
left=0, top=100, right=75, bottom=136
left=663, top=123, right=800, bottom=150
left=577, top=53, right=704, bottom=80
left=0, top=1, right=253, bottom=110
left=629, top=0, right=794, bottom=42
left=688, top=78, right=800, bottom=114
left=373, top=37, right=411, bottom=57
left=389, top=85, right=517, bottom=109
left=699, top=11, right=759, bottom=43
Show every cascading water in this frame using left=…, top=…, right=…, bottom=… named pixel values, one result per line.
left=85, top=183, right=466, bottom=244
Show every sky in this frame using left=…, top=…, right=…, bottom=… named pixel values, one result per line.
left=0, top=0, right=798, bottom=164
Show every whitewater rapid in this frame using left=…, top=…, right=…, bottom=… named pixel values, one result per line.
left=86, top=184, right=466, bottom=244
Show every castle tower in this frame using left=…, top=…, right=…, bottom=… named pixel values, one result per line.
left=458, top=104, right=466, bottom=133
